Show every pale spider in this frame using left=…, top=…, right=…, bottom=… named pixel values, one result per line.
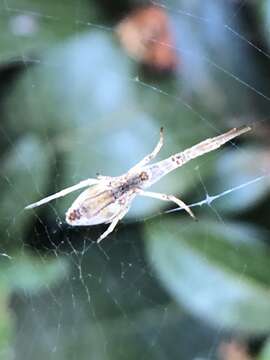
left=25, top=126, right=251, bottom=242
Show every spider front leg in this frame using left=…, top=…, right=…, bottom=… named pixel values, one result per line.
left=25, top=178, right=99, bottom=209
left=136, top=189, right=196, bottom=220
left=128, top=127, right=164, bottom=173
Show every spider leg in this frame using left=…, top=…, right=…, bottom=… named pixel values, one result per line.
left=25, top=178, right=99, bottom=209
left=97, top=217, right=120, bottom=243
left=136, top=189, right=196, bottom=219
left=97, top=192, right=135, bottom=243
left=97, top=208, right=129, bottom=243
left=128, top=127, right=164, bottom=173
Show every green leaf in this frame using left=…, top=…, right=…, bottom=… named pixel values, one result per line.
left=0, top=252, right=69, bottom=293
left=259, top=338, right=270, bottom=360
left=205, top=147, right=270, bottom=214
left=0, top=290, right=14, bottom=360
left=0, top=251, right=69, bottom=359
left=259, top=0, right=270, bottom=48
left=145, top=218, right=270, bottom=334
left=0, top=0, right=96, bottom=63
left=0, top=135, right=52, bottom=246
left=4, top=31, right=134, bottom=136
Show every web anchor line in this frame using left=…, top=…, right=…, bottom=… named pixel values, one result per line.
left=165, top=174, right=267, bottom=214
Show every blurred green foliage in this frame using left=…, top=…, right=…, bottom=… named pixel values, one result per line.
left=1, top=0, right=270, bottom=359
left=146, top=219, right=270, bottom=334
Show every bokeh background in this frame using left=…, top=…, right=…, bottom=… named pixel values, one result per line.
left=1, top=1, right=270, bottom=359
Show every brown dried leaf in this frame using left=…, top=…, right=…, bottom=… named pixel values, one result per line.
left=219, top=341, right=253, bottom=360
left=116, top=6, right=177, bottom=71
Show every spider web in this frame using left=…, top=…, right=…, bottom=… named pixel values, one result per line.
left=1, top=1, right=270, bottom=359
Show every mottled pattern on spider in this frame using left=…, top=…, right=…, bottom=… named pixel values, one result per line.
left=25, top=125, right=251, bottom=242
left=110, top=171, right=149, bottom=198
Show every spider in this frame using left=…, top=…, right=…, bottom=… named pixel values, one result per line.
left=25, top=125, right=251, bottom=242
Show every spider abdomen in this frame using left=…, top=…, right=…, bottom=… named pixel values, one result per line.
left=66, top=185, right=119, bottom=226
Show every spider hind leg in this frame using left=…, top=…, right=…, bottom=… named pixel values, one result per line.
left=136, top=189, right=196, bottom=220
